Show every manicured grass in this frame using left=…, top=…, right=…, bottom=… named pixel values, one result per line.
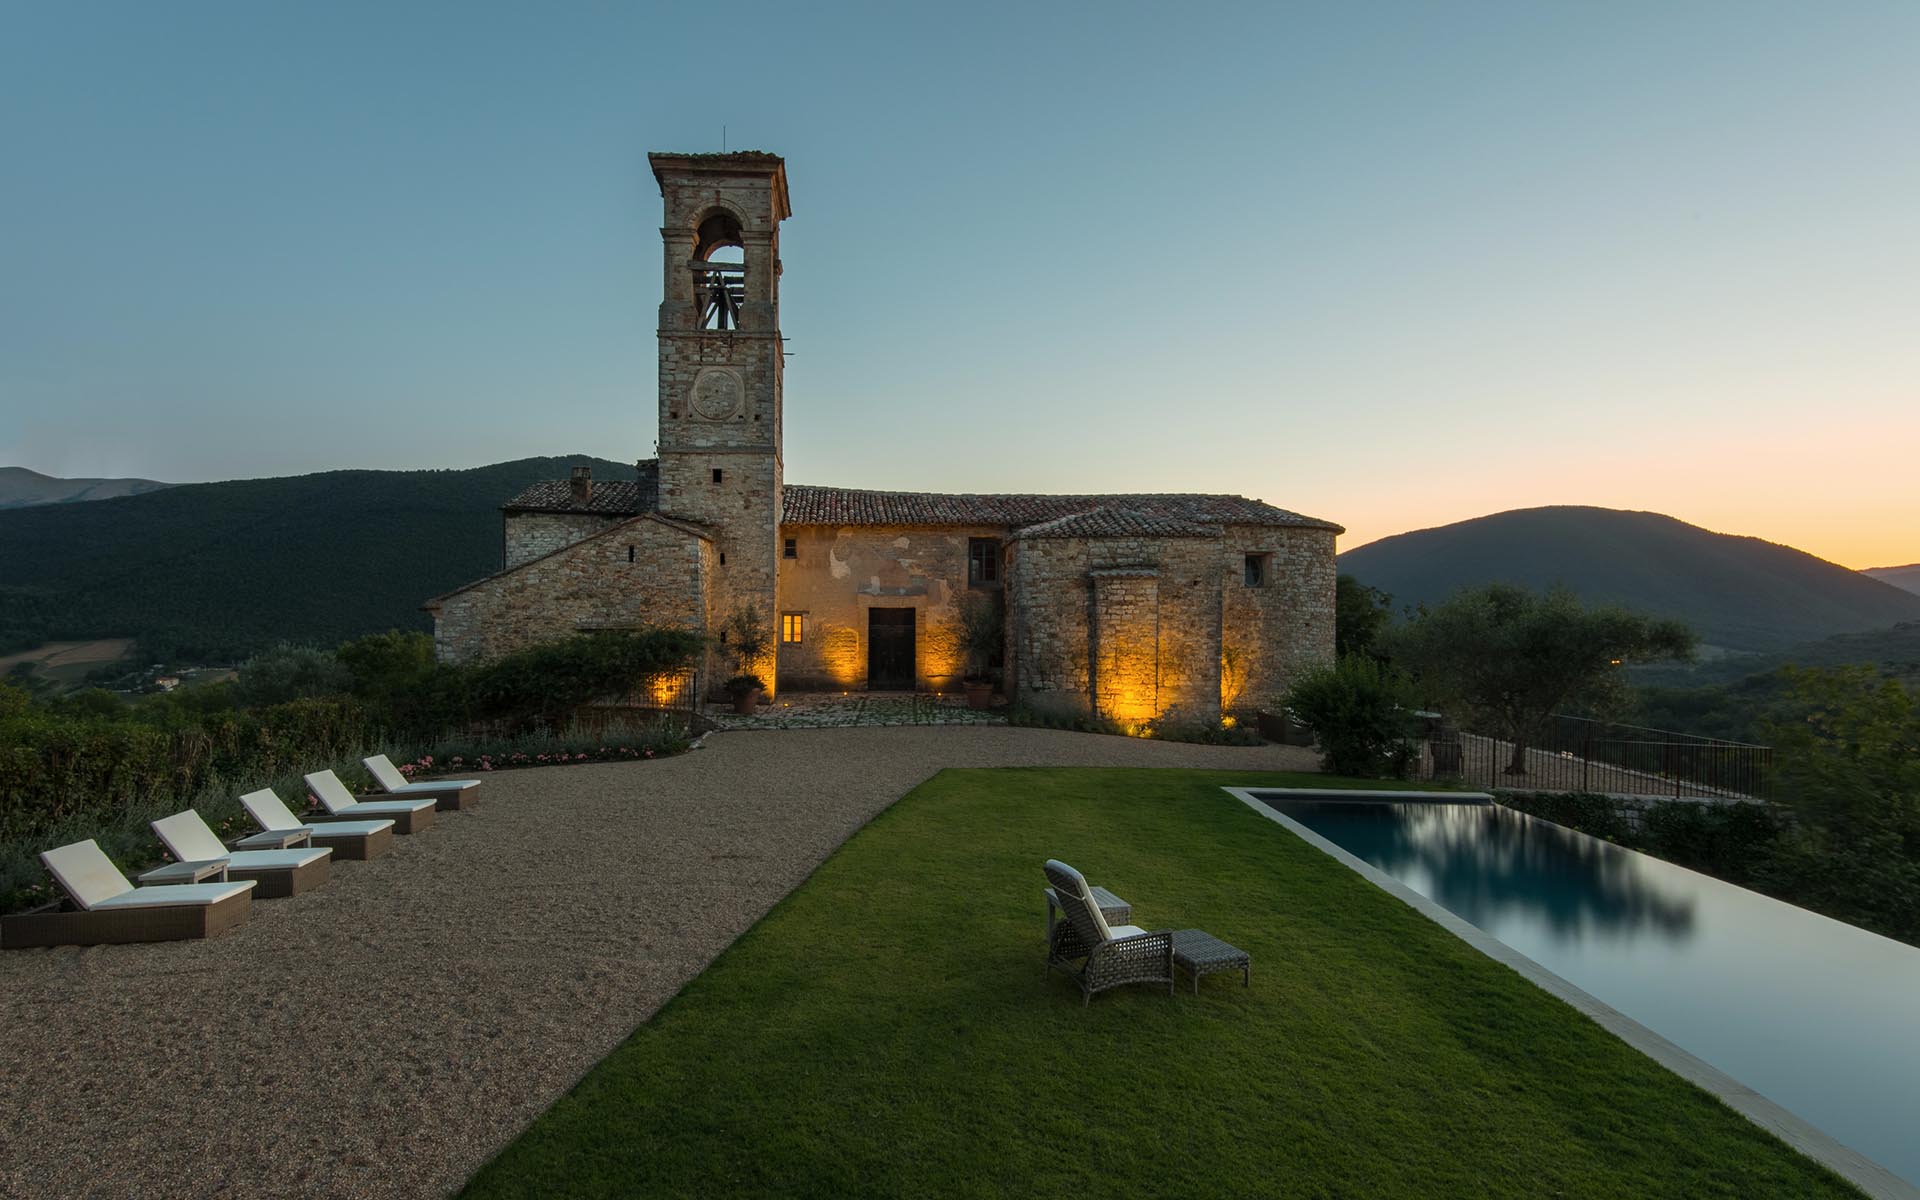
left=462, top=769, right=1859, bottom=1199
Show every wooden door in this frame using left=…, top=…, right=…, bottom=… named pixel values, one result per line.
left=867, top=608, right=916, bottom=690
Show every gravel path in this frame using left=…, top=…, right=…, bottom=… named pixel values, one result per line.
left=0, top=726, right=1316, bottom=1199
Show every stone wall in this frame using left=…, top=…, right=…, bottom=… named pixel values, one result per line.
left=1219, top=524, right=1337, bottom=712
left=502, top=512, right=623, bottom=570
left=773, top=524, right=1005, bottom=692
left=1008, top=534, right=1224, bottom=724
left=430, top=516, right=709, bottom=664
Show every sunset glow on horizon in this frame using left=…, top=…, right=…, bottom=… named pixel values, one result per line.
left=3, top=3, right=1915, bottom=571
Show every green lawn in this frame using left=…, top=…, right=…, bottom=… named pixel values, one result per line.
left=462, top=768, right=1858, bottom=1199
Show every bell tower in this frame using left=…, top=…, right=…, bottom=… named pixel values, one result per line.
left=649, top=151, right=790, bottom=693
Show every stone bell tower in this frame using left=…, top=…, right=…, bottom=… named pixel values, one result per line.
left=649, top=151, right=790, bottom=694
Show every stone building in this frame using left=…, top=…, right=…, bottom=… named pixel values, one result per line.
left=426, top=151, right=1342, bottom=724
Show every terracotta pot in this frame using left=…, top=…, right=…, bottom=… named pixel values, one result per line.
left=963, top=681, right=994, bottom=710
left=731, top=689, right=761, bottom=715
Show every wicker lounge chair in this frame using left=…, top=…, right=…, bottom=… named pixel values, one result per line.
left=241, top=788, right=396, bottom=861
left=1042, top=860, right=1173, bottom=1005
left=1, top=839, right=255, bottom=949
left=303, top=770, right=436, bottom=834
left=149, top=810, right=331, bottom=899
left=362, top=754, right=483, bottom=811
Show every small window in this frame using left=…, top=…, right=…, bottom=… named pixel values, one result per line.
left=783, top=538, right=797, bottom=559
left=711, top=468, right=724, bottom=484
left=1244, top=554, right=1269, bottom=587
left=718, top=552, right=726, bottom=566
left=968, top=538, right=1001, bottom=587
left=782, top=613, right=805, bottom=644
left=627, top=545, right=635, bottom=563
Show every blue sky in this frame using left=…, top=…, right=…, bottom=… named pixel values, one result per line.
left=3, top=1, right=1916, bottom=564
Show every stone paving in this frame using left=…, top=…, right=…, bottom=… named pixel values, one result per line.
left=704, top=690, right=1008, bottom=731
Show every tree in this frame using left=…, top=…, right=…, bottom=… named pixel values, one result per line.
left=1758, top=667, right=1920, bottom=942
left=232, top=643, right=353, bottom=708
left=1386, top=584, right=1694, bottom=775
left=1334, top=574, right=1394, bottom=661
left=1284, top=656, right=1420, bottom=778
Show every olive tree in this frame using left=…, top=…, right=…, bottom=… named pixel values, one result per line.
left=1386, top=584, right=1694, bottom=775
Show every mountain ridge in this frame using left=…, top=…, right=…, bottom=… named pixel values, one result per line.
left=1338, top=505, right=1920, bottom=652
left=0, top=466, right=171, bottom=508
left=1863, top=563, right=1920, bottom=596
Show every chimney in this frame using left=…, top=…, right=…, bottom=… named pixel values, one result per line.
left=570, top=464, right=593, bottom=505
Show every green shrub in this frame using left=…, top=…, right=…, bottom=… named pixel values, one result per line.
left=233, top=642, right=354, bottom=707
left=469, top=628, right=705, bottom=730
left=1283, top=656, right=1420, bottom=778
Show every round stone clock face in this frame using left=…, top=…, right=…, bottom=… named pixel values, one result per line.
left=690, top=369, right=743, bottom=420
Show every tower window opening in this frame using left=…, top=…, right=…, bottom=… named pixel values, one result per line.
left=694, top=215, right=746, bottom=331
left=627, top=546, right=635, bottom=563
left=712, top=468, right=724, bottom=484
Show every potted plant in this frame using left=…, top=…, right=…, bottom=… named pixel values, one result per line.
left=957, top=591, right=1005, bottom=710
left=718, top=604, right=771, bottom=713
left=723, top=672, right=766, bottom=714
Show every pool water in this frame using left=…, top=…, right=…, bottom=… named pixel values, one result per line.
left=1255, top=794, right=1920, bottom=1188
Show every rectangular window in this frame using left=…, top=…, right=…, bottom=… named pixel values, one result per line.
left=781, top=613, right=805, bottom=644
left=711, top=468, right=724, bottom=484
left=968, top=537, right=1001, bottom=587
left=783, top=537, right=797, bottom=559
left=1244, top=553, right=1269, bottom=587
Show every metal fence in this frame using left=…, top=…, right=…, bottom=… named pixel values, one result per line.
left=573, top=668, right=699, bottom=729
left=1420, top=712, right=1771, bottom=800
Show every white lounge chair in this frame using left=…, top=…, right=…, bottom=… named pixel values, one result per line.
left=303, top=770, right=436, bottom=834
left=241, top=788, right=396, bottom=859
left=363, top=754, right=483, bottom=811
left=1, top=839, right=254, bottom=949
left=148, top=810, right=331, bottom=898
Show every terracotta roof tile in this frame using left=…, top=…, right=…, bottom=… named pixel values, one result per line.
left=499, top=471, right=1343, bottom=534
left=781, top=485, right=1341, bottom=533
left=502, top=461, right=659, bottom=515
left=1012, top=507, right=1219, bottom=539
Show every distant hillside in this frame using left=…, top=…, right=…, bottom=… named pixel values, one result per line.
left=1339, top=506, right=1920, bottom=653
left=1633, top=621, right=1920, bottom=690
left=0, top=466, right=170, bottom=508
left=1865, top=563, right=1920, bottom=596
left=0, top=456, right=634, bottom=661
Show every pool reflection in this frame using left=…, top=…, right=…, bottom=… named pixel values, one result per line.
left=1250, top=792, right=1920, bottom=1189
left=1271, top=800, right=1695, bottom=944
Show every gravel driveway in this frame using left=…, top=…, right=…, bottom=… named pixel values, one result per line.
left=0, top=726, right=1316, bottom=1199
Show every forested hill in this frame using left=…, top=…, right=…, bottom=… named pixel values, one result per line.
left=0, top=456, right=634, bottom=661
left=1338, top=506, right=1920, bottom=652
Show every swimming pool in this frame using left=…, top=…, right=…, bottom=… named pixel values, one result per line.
left=1235, top=789, right=1920, bottom=1194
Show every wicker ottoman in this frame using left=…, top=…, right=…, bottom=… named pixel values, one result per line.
left=1171, top=929, right=1250, bottom=994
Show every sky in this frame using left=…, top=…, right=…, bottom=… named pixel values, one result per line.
left=2, top=1, right=1916, bottom=568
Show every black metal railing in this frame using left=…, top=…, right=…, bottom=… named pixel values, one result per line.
left=1420, top=712, right=1772, bottom=799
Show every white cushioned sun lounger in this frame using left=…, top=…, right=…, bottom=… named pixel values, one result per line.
left=241, top=788, right=395, bottom=860
left=150, top=810, right=332, bottom=899
left=303, top=771, right=436, bottom=834
left=362, top=754, right=483, bottom=811
left=1, top=839, right=255, bottom=949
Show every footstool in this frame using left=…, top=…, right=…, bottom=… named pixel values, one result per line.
left=1171, top=929, right=1250, bottom=994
